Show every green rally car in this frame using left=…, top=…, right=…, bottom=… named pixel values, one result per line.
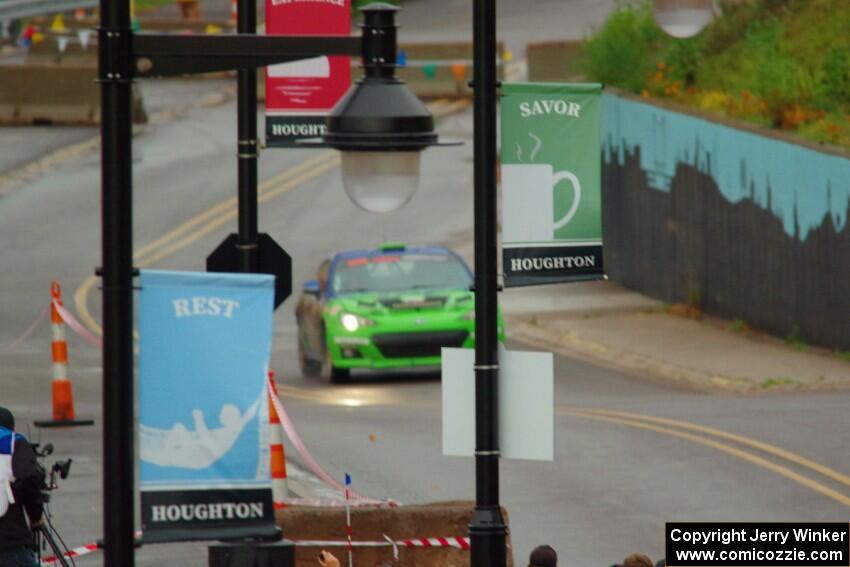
left=295, top=244, right=504, bottom=382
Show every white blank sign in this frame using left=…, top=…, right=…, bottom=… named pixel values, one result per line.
left=442, top=346, right=554, bottom=461
left=268, top=56, right=331, bottom=78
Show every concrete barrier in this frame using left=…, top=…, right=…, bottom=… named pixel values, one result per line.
left=276, top=501, right=514, bottom=567
left=0, top=64, right=147, bottom=124
left=527, top=40, right=584, bottom=82
left=25, top=34, right=97, bottom=66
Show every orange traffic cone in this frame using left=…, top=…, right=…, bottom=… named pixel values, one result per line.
left=35, top=282, right=94, bottom=428
left=268, top=371, right=289, bottom=509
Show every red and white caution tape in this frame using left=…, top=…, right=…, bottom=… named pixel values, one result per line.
left=290, top=535, right=471, bottom=560
left=267, top=380, right=397, bottom=507
left=52, top=299, right=103, bottom=349
left=40, top=540, right=100, bottom=565
left=0, top=305, right=48, bottom=354
left=398, top=537, right=470, bottom=550
left=37, top=534, right=470, bottom=565
left=2, top=295, right=101, bottom=354
left=281, top=497, right=394, bottom=508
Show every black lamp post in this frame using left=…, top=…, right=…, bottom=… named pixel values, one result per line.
left=97, top=3, right=448, bottom=566
left=468, top=0, right=508, bottom=565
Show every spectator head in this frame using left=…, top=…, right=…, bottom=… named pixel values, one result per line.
left=529, top=544, right=558, bottom=567
left=624, top=553, right=654, bottom=567
left=0, top=406, right=14, bottom=430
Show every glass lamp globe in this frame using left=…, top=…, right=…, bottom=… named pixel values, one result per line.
left=341, top=151, right=421, bottom=213
left=652, top=0, right=715, bottom=38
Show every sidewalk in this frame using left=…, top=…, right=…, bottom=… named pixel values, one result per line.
left=501, top=279, right=850, bottom=393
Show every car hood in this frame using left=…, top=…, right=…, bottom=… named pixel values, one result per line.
left=329, top=288, right=474, bottom=315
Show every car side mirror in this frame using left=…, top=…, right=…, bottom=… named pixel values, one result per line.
left=303, top=279, right=321, bottom=296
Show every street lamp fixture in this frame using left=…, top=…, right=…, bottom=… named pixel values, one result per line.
left=321, top=3, right=458, bottom=213
left=339, top=151, right=421, bottom=213
left=652, top=0, right=716, bottom=38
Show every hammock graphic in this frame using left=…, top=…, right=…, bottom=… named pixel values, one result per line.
left=140, top=397, right=261, bottom=470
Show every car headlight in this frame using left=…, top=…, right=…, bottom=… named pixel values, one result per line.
left=340, top=313, right=375, bottom=332
left=462, top=309, right=475, bottom=321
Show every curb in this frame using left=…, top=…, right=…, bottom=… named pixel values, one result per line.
left=506, top=315, right=739, bottom=393
left=506, top=315, right=850, bottom=395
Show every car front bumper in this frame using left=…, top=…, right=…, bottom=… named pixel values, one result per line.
left=328, top=325, right=476, bottom=370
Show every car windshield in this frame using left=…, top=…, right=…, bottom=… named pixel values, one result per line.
left=332, top=252, right=471, bottom=294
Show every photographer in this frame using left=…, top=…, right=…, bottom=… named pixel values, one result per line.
left=0, top=407, right=45, bottom=567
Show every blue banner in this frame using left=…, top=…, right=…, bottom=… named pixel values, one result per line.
left=138, top=270, right=277, bottom=542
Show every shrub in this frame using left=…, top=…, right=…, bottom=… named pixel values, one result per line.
left=663, top=35, right=705, bottom=87
left=581, top=0, right=667, bottom=92
left=742, top=18, right=818, bottom=125
left=580, top=0, right=850, bottom=147
left=819, top=48, right=850, bottom=111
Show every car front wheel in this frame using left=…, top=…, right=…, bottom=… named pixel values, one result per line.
left=322, top=352, right=350, bottom=384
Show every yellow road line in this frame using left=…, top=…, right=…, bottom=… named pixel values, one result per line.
left=139, top=159, right=340, bottom=268
left=276, top=383, right=439, bottom=409
left=567, top=407, right=850, bottom=490
left=276, top=384, right=334, bottom=403
left=133, top=152, right=334, bottom=264
left=562, top=409, right=850, bottom=509
left=273, top=380, right=850, bottom=509
left=73, top=158, right=340, bottom=337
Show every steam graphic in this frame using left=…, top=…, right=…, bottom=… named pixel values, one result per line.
left=529, top=132, right=542, bottom=161
left=516, top=132, right=543, bottom=162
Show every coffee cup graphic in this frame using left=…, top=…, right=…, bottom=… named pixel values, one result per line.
left=502, top=163, right=582, bottom=242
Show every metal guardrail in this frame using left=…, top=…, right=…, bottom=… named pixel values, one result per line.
left=0, top=0, right=98, bottom=21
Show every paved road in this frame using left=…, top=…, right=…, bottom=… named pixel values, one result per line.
left=3, top=1, right=850, bottom=566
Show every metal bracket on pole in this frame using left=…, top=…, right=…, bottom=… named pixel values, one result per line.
left=238, top=139, right=259, bottom=159
left=98, top=27, right=134, bottom=84
left=95, top=267, right=140, bottom=277
left=467, top=80, right=503, bottom=89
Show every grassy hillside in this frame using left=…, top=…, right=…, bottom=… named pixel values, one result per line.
left=581, top=0, right=850, bottom=148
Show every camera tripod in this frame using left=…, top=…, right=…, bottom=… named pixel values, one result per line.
left=35, top=523, right=72, bottom=567
left=30, top=442, right=75, bottom=566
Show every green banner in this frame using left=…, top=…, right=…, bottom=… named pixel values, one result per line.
left=500, top=82, right=603, bottom=287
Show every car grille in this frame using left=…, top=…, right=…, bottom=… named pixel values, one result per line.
left=372, top=330, right=468, bottom=359
left=379, top=297, right=447, bottom=310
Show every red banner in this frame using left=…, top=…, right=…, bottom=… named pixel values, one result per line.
left=265, top=0, right=352, bottom=147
